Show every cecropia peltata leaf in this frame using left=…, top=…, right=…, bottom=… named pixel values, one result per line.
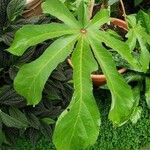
left=14, top=35, right=79, bottom=105
left=53, top=37, right=100, bottom=150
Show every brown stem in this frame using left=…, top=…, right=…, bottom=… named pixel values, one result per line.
left=119, top=0, right=128, bottom=29
left=88, top=0, right=95, bottom=20
left=101, top=0, right=108, bottom=9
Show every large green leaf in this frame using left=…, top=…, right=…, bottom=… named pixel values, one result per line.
left=88, top=29, right=141, bottom=71
left=14, top=35, right=79, bottom=105
left=53, top=37, right=100, bottom=150
left=7, top=23, right=78, bottom=56
left=42, top=0, right=80, bottom=28
left=88, top=35, right=135, bottom=125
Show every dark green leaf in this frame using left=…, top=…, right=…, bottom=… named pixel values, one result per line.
left=7, top=0, right=25, bottom=21
left=0, top=110, right=28, bottom=128
left=9, top=107, right=29, bottom=126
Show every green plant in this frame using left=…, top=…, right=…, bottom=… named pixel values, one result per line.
left=7, top=0, right=147, bottom=149
left=134, top=0, right=143, bottom=7
left=123, top=10, right=150, bottom=109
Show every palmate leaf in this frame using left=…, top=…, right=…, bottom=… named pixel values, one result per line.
left=14, top=35, right=79, bottom=105
left=7, top=0, right=143, bottom=149
left=127, top=15, right=150, bottom=72
left=88, top=34, right=135, bottom=125
left=53, top=37, right=100, bottom=150
left=42, top=0, right=81, bottom=28
left=7, top=23, right=79, bottom=56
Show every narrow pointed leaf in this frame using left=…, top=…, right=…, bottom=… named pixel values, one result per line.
left=53, top=37, right=100, bottom=150
left=42, top=0, right=80, bottom=28
left=126, top=19, right=150, bottom=72
left=0, top=110, right=28, bottom=128
left=145, top=77, right=150, bottom=109
left=126, top=30, right=137, bottom=51
left=130, top=85, right=141, bottom=124
left=9, top=107, right=29, bottom=126
left=8, top=23, right=78, bottom=56
left=141, top=31, right=150, bottom=45
left=88, top=9, right=109, bottom=29
left=14, top=35, right=79, bottom=105
left=137, top=10, right=150, bottom=33
left=137, top=35, right=149, bottom=72
left=88, top=29, right=141, bottom=71
left=88, top=35, right=135, bottom=125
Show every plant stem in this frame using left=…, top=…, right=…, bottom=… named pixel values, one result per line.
left=88, top=0, right=95, bottom=20
left=119, top=0, right=128, bottom=29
